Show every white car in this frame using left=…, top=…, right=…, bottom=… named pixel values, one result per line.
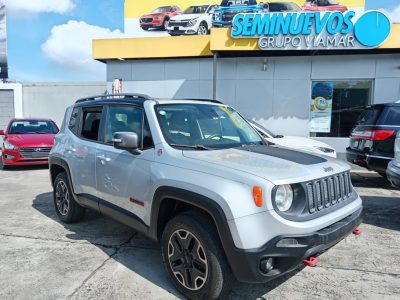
left=249, top=120, right=337, bottom=158
left=166, top=4, right=218, bottom=36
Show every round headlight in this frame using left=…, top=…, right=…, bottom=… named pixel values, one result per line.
left=275, top=185, right=293, bottom=212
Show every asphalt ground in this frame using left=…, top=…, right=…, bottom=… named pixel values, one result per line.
left=0, top=163, right=399, bottom=300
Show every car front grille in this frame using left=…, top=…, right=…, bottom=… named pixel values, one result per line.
left=168, top=21, right=189, bottom=27
left=306, top=172, right=353, bottom=214
left=20, top=147, right=52, bottom=159
left=141, top=18, right=153, bottom=23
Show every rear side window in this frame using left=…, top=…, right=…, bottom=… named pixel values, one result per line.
left=81, top=108, right=103, bottom=141
left=378, top=107, right=400, bottom=125
left=356, top=107, right=383, bottom=126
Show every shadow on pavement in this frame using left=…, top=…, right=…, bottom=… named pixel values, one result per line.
left=32, top=192, right=299, bottom=299
left=361, top=196, right=400, bottom=231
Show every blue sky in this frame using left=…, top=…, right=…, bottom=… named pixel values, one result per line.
left=5, top=0, right=400, bottom=82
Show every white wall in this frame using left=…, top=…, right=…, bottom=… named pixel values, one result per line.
left=22, top=82, right=106, bottom=126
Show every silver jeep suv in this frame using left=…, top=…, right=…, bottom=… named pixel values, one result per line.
left=49, top=94, right=363, bottom=299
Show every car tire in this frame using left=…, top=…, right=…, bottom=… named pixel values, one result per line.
left=53, top=172, right=85, bottom=223
left=161, top=212, right=233, bottom=299
left=162, top=18, right=169, bottom=31
left=142, top=27, right=149, bottom=31
left=197, top=22, right=208, bottom=35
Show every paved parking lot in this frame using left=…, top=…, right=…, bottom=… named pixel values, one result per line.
left=0, top=164, right=399, bottom=300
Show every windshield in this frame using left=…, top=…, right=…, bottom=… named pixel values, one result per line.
left=221, top=0, right=257, bottom=7
left=155, top=104, right=263, bottom=149
left=152, top=6, right=172, bottom=13
left=268, top=3, right=301, bottom=12
left=8, top=120, right=58, bottom=134
left=184, top=5, right=209, bottom=14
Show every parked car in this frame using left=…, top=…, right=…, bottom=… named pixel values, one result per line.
left=302, top=0, right=348, bottom=12
left=212, top=0, right=263, bottom=27
left=167, top=4, right=219, bottom=36
left=1, top=118, right=59, bottom=169
left=262, top=1, right=302, bottom=12
left=49, top=94, right=362, bottom=299
left=139, top=6, right=182, bottom=31
left=386, top=132, right=400, bottom=188
left=248, top=120, right=337, bottom=158
left=346, top=103, right=400, bottom=176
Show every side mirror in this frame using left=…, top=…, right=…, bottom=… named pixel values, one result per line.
left=0, top=130, right=4, bottom=135
left=113, top=132, right=141, bottom=154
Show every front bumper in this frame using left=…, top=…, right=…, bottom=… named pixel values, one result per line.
left=386, top=160, right=400, bottom=188
left=346, top=147, right=391, bottom=173
left=2, top=149, right=49, bottom=166
left=212, top=21, right=232, bottom=27
left=167, top=26, right=198, bottom=35
left=140, top=21, right=163, bottom=28
left=227, top=207, right=363, bottom=283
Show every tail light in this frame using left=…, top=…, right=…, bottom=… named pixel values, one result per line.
left=351, top=130, right=395, bottom=141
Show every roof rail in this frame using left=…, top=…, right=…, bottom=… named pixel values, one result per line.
left=178, top=98, right=224, bottom=104
left=75, top=93, right=152, bottom=103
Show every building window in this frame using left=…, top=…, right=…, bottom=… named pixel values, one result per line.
left=310, top=80, right=372, bottom=138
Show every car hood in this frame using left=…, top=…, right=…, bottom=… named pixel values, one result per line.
left=171, top=13, right=205, bottom=21
left=268, top=136, right=334, bottom=152
left=182, top=145, right=348, bottom=185
left=5, top=134, right=55, bottom=148
left=141, top=13, right=166, bottom=18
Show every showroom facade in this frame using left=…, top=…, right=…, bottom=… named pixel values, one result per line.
left=92, top=23, right=400, bottom=157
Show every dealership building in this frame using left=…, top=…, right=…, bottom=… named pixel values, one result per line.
left=92, top=20, right=400, bottom=158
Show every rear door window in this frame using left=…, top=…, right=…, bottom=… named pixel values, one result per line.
left=356, top=107, right=383, bottom=126
left=378, top=107, right=400, bottom=125
left=80, top=108, right=103, bottom=141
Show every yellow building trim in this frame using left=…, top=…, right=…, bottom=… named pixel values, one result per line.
left=124, top=0, right=365, bottom=19
left=93, top=35, right=212, bottom=60
left=92, top=24, right=400, bottom=61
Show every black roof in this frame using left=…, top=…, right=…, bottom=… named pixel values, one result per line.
left=74, top=94, right=224, bottom=107
left=75, top=93, right=152, bottom=107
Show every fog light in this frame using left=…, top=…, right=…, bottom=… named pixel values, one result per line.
left=260, top=257, right=274, bottom=273
left=276, top=238, right=301, bottom=248
left=5, top=155, right=15, bottom=160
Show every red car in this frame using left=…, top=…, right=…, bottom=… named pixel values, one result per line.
left=140, top=5, right=182, bottom=31
left=303, top=0, right=348, bottom=12
left=0, top=118, right=59, bottom=168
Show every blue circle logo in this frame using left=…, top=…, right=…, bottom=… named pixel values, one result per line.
left=354, top=11, right=391, bottom=47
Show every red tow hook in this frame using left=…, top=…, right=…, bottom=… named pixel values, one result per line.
left=353, top=228, right=362, bottom=236
left=303, top=257, right=318, bottom=267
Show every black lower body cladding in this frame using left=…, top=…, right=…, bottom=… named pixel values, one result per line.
left=227, top=207, right=363, bottom=283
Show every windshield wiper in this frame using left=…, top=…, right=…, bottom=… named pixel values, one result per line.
left=170, top=144, right=212, bottom=150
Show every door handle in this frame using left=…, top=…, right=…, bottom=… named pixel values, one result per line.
left=96, top=155, right=111, bottom=165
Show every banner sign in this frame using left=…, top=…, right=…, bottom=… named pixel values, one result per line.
left=0, top=0, right=7, bottom=79
left=124, top=0, right=366, bottom=38
left=309, top=82, right=333, bottom=133
left=231, top=10, right=391, bottom=50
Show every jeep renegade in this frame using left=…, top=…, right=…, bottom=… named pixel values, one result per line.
left=49, top=94, right=363, bottom=299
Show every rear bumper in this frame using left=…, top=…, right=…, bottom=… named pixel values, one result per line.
left=346, top=148, right=391, bottom=173
left=2, top=149, right=49, bottom=166
left=386, top=160, right=400, bottom=188
left=228, top=207, right=363, bottom=283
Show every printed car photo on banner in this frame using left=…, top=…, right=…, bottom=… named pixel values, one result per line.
left=124, top=0, right=366, bottom=37
left=309, top=82, right=334, bottom=133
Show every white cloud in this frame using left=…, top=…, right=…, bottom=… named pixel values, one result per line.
left=41, top=20, right=124, bottom=78
left=7, top=0, right=76, bottom=18
left=380, top=5, right=400, bottom=24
